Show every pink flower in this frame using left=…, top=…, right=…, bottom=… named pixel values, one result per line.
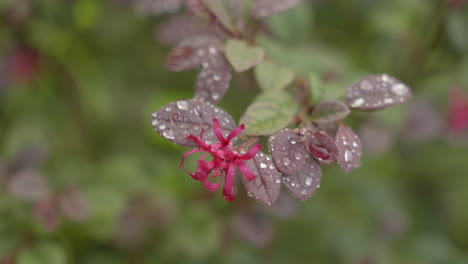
left=448, top=87, right=468, bottom=135
left=180, top=119, right=262, bottom=201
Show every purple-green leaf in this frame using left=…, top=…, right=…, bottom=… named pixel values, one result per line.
left=194, top=54, right=231, bottom=104
left=225, top=39, right=265, bottom=72
left=269, top=129, right=307, bottom=175
left=241, top=151, right=281, bottom=206
left=151, top=99, right=237, bottom=147
left=202, top=0, right=236, bottom=33
left=251, top=0, right=303, bottom=19
left=306, top=131, right=339, bottom=165
left=7, top=170, right=51, bottom=202
left=282, top=155, right=322, bottom=201
left=336, top=124, right=362, bottom=173
left=346, top=74, right=412, bottom=110
left=311, top=100, right=350, bottom=123
left=58, top=187, right=90, bottom=222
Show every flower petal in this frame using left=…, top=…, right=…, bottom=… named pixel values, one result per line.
left=235, top=160, right=256, bottom=181
left=212, top=118, right=226, bottom=143
left=238, top=144, right=262, bottom=160
left=223, top=163, right=237, bottom=201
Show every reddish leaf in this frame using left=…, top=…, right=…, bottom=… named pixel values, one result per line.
left=7, top=170, right=50, bottom=202
left=336, top=124, right=362, bottom=173
left=241, top=151, right=281, bottom=206
left=12, top=144, right=47, bottom=172
left=32, top=199, right=58, bottom=232
left=311, top=100, right=350, bottom=123
left=165, top=36, right=223, bottom=72
left=282, top=155, right=322, bottom=201
left=194, top=54, right=231, bottom=104
left=306, top=131, right=339, bottom=165
left=269, top=129, right=308, bottom=175
left=58, top=187, right=90, bottom=222
left=233, top=208, right=273, bottom=248
left=151, top=99, right=237, bottom=147
left=346, top=74, right=412, bottom=110
left=266, top=191, right=298, bottom=219
left=251, top=0, right=303, bottom=19
left=157, top=14, right=224, bottom=45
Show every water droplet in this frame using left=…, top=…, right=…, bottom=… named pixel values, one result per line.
left=260, top=162, right=267, bottom=169
left=212, top=93, right=220, bottom=100
left=159, top=124, right=166, bottom=130
left=294, top=152, right=302, bottom=160
left=151, top=119, right=159, bottom=126
left=391, top=83, right=408, bottom=96
left=360, top=80, right=372, bottom=90
left=275, top=179, right=281, bottom=184
left=351, top=98, right=364, bottom=107
left=213, top=75, right=221, bottom=81
left=344, top=150, right=353, bottom=162
left=305, top=177, right=313, bottom=186
left=269, top=164, right=275, bottom=169
left=209, top=47, right=217, bottom=54
left=301, top=189, right=307, bottom=195
left=163, top=130, right=175, bottom=140
left=290, top=139, right=297, bottom=144
left=384, top=98, right=394, bottom=104
left=352, top=142, right=358, bottom=147
left=202, top=62, right=209, bottom=68
left=177, top=100, right=189, bottom=110
left=165, top=106, right=172, bottom=112
left=151, top=112, right=158, bottom=117
left=381, top=74, right=391, bottom=82
left=282, top=156, right=292, bottom=167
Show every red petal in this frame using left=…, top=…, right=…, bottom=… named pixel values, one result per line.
left=222, top=163, right=236, bottom=201
left=179, top=149, right=205, bottom=168
left=226, top=124, right=245, bottom=143
left=238, top=144, right=262, bottom=160
left=235, top=160, right=256, bottom=181
left=212, top=118, right=226, bottom=143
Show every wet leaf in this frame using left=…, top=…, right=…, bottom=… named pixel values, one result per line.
left=7, top=170, right=50, bottom=202
left=151, top=99, right=237, bottom=147
left=11, top=144, right=47, bottom=172
left=240, top=91, right=298, bottom=136
left=32, top=199, right=58, bottom=232
left=58, top=187, right=90, bottom=222
left=311, top=100, right=350, bottom=123
left=268, top=129, right=307, bottom=175
left=335, top=124, right=362, bottom=173
left=308, top=73, right=325, bottom=104
left=194, top=54, right=231, bottom=104
left=202, top=0, right=236, bottom=33
left=282, top=155, right=322, bottom=201
left=345, top=74, right=412, bottom=110
left=255, top=61, right=294, bottom=91
left=157, top=14, right=224, bottom=45
left=241, top=151, right=281, bottom=206
left=306, top=131, right=339, bottom=165
left=233, top=208, right=273, bottom=248
left=251, top=0, right=303, bottom=19
left=225, top=39, right=264, bottom=72
left=165, top=36, right=223, bottom=72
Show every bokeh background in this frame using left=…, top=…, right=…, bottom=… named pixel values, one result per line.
left=1, top=0, right=468, bottom=263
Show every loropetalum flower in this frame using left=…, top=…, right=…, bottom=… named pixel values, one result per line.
left=180, top=118, right=262, bottom=201
left=448, top=87, right=468, bottom=135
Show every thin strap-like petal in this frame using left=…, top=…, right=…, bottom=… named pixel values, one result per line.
left=179, top=149, right=204, bottom=167
left=238, top=144, right=262, bottom=160
left=212, top=119, right=227, bottom=144
left=225, top=124, right=245, bottom=143
left=185, top=134, right=210, bottom=151
left=203, top=177, right=221, bottom=191
left=235, top=160, right=256, bottom=181
left=222, top=163, right=236, bottom=201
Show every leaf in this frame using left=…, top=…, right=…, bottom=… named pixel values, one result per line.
left=194, top=54, right=231, bottom=104
left=306, top=131, right=339, bottom=165
left=58, top=187, right=90, bottom=222
left=11, top=144, right=47, bottom=172
left=225, top=39, right=264, bottom=72
left=255, top=61, right=294, bottom=91
left=241, top=151, right=281, bottom=206
left=268, top=129, right=307, bottom=175
left=447, top=9, right=468, bottom=52
left=311, top=100, right=350, bottom=123
left=251, top=0, right=303, bottom=19
left=7, top=170, right=51, bottom=202
left=134, top=0, right=184, bottom=16
left=240, top=91, right=298, bottom=136
left=282, top=155, right=322, bottom=201
left=202, top=0, right=236, bottom=33
left=266, top=191, right=298, bottom=219
left=345, top=74, right=412, bottom=110
left=165, top=36, right=223, bottom=72
left=233, top=208, right=273, bottom=248
left=335, top=124, right=362, bottom=173
left=151, top=99, right=237, bottom=147
left=157, top=14, right=225, bottom=45
left=308, top=73, right=325, bottom=104
left=32, top=199, right=59, bottom=233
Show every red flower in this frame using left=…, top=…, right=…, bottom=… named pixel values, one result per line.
left=180, top=119, right=262, bottom=201
left=448, top=87, right=468, bottom=135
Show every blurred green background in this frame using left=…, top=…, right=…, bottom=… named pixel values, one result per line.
left=1, top=0, right=468, bottom=263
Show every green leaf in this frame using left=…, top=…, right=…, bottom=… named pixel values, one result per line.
left=255, top=61, right=295, bottom=91
left=202, top=0, right=236, bottom=33
left=225, top=39, right=265, bottom=72
left=240, top=91, right=298, bottom=136
left=310, top=100, right=350, bottom=123
left=308, top=73, right=324, bottom=104
left=447, top=9, right=468, bottom=52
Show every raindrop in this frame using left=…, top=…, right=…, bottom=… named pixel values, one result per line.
left=351, top=98, right=364, bottom=107
left=151, top=112, right=158, bottom=117
left=260, top=162, right=267, bottom=169
left=391, top=83, right=408, bottom=96
left=163, top=130, right=175, bottom=140
left=294, top=152, right=302, bottom=160
left=275, top=179, right=281, bottom=184
left=159, top=124, right=166, bottom=130
left=165, top=106, right=172, bottom=112
left=177, top=100, right=189, bottom=110
left=282, top=156, right=292, bottom=167
left=352, top=142, right=358, bottom=147
left=269, top=164, right=275, bottom=170
left=305, top=177, right=313, bottom=186
left=301, top=189, right=307, bottom=195
left=344, top=150, right=352, bottom=162
left=213, top=75, right=221, bottom=81
left=290, top=139, right=297, bottom=144
left=212, top=93, right=220, bottom=100
left=152, top=120, right=159, bottom=126
left=360, top=80, right=372, bottom=90
left=209, top=47, right=217, bottom=54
